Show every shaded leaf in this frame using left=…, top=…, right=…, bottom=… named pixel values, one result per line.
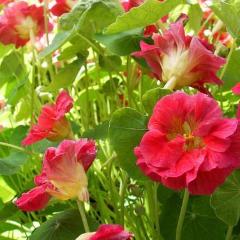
left=95, top=28, right=144, bottom=56
left=160, top=194, right=226, bottom=240
left=109, top=108, right=147, bottom=180
left=30, top=209, right=97, bottom=240
left=39, top=29, right=76, bottom=58
left=211, top=170, right=240, bottom=226
left=0, top=152, right=27, bottom=176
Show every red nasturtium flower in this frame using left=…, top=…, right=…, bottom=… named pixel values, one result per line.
left=16, top=139, right=96, bottom=211
left=22, top=90, right=73, bottom=146
left=120, top=0, right=143, bottom=12
left=232, top=83, right=240, bottom=95
left=135, top=92, right=240, bottom=195
left=50, top=0, right=77, bottom=16
left=0, top=1, right=52, bottom=47
left=133, top=22, right=226, bottom=92
left=76, top=224, right=133, bottom=240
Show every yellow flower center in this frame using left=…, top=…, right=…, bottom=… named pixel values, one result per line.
left=15, top=16, right=38, bottom=39
left=167, top=120, right=204, bottom=151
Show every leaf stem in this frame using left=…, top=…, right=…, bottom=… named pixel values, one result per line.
left=43, top=0, right=49, bottom=46
left=77, top=200, right=90, bottom=232
left=225, top=226, right=233, bottom=240
left=76, top=33, right=103, bottom=55
left=119, top=174, right=128, bottom=226
left=153, top=183, right=161, bottom=239
left=0, top=142, right=31, bottom=154
left=220, top=39, right=236, bottom=79
left=176, top=189, right=190, bottom=240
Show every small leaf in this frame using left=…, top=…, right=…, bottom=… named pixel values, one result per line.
left=95, top=28, right=144, bottom=56
left=99, top=55, right=122, bottom=71
left=106, top=0, right=183, bottom=34
left=82, top=121, right=109, bottom=140
left=39, top=29, right=76, bottom=58
left=211, top=170, right=240, bottom=226
left=142, top=87, right=171, bottom=115
left=109, top=108, right=148, bottom=180
left=0, top=152, right=27, bottom=176
left=186, top=4, right=202, bottom=34
left=45, top=59, right=85, bottom=92
left=60, top=0, right=122, bottom=36
left=222, top=49, right=240, bottom=90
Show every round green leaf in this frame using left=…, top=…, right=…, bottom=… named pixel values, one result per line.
left=211, top=170, right=240, bottom=226
left=0, top=152, right=27, bottom=176
left=30, top=209, right=97, bottom=240
left=160, top=195, right=226, bottom=240
left=109, top=107, right=148, bottom=180
left=142, top=87, right=171, bottom=115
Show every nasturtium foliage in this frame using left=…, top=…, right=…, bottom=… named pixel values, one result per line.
left=30, top=209, right=97, bottom=240
left=211, top=171, right=240, bottom=226
left=109, top=108, right=148, bottom=180
left=1, top=0, right=240, bottom=239
left=106, top=0, right=184, bottom=33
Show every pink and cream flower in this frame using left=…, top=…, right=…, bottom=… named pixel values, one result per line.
left=76, top=224, right=133, bottom=240
left=135, top=92, right=240, bottom=195
left=0, top=1, right=52, bottom=47
left=16, top=139, right=97, bottom=211
left=133, top=22, right=225, bottom=92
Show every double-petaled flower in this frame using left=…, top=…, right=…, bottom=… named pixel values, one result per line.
left=0, top=1, right=52, bottom=47
left=22, top=90, right=73, bottom=146
left=76, top=224, right=133, bottom=240
left=16, top=139, right=97, bottom=211
left=135, top=92, right=240, bottom=195
left=133, top=22, right=225, bottom=92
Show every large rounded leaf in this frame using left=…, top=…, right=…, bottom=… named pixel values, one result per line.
left=160, top=194, right=226, bottom=240
left=30, top=209, right=97, bottom=240
left=109, top=107, right=148, bottom=180
left=211, top=170, right=240, bottom=226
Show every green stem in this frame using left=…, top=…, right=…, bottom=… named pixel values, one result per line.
left=219, top=38, right=236, bottom=109
left=84, top=62, right=90, bottom=130
left=153, top=183, right=161, bottom=239
left=43, top=0, right=49, bottom=45
left=225, top=226, right=233, bottom=240
left=119, top=175, right=128, bottom=226
left=77, top=200, right=90, bottom=232
left=77, top=33, right=103, bottom=54
left=176, top=189, right=190, bottom=240
left=30, top=29, right=37, bottom=126
left=220, top=39, right=236, bottom=80
left=0, top=142, right=31, bottom=154
left=198, top=12, right=214, bottom=35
